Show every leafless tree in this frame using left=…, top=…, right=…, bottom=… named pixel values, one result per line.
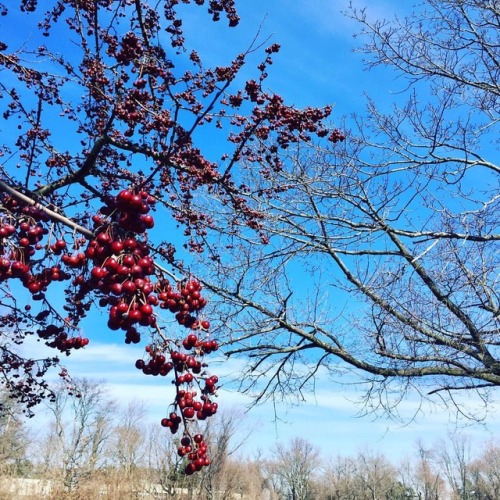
left=4, top=403, right=500, bottom=500
left=104, top=400, right=148, bottom=497
left=194, top=0, right=500, bottom=418
left=40, top=378, right=116, bottom=492
left=321, top=455, right=360, bottom=500
left=0, top=390, right=29, bottom=476
left=264, top=437, right=319, bottom=500
left=197, top=409, right=254, bottom=500
left=469, top=440, right=500, bottom=500
left=144, top=423, right=194, bottom=499
left=319, top=449, right=410, bottom=499
left=436, top=433, right=476, bottom=499
left=408, top=441, right=446, bottom=500
left=109, top=400, right=146, bottom=476
left=355, top=449, right=402, bottom=499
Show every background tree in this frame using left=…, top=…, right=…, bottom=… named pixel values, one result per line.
left=322, top=449, right=409, bottom=500
left=321, top=455, right=359, bottom=500
left=105, top=400, right=147, bottom=497
left=195, top=0, right=500, bottom=417
left=437, top=433, right=477, bottom=500
left=196, top=409, right=251, bottom=500
left=2, top=411, right=500, bottom=500
left=354, top=449, right=404, bottom=499
left=0, top=390, right=30, bottom=477
left=110, top=400, right=146, bottom=475
left=143, top=423, right=190, bottom=498
left=40, top=378, right=115, bottom=493
left=408, top=441, right=445, bottom=500
left=469, top=441, right=500, bottom=500
left=265, top=437, right=320, bottom=500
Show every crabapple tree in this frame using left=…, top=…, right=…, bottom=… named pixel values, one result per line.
left=0, top=0, right=337, bottom=474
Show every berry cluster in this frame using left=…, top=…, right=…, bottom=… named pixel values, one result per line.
left=48, top=333, right=89, bottom=351
left=137, top=329, right=219, bottom=473
left=37, top=324, right=90, bottom=353
left=62, top=189, right=159, bottom=343
left=109, top=188, right=155, bottom=233
left=162, top=422, right=211, bottom=474
left=0, top=188, right=219, bottom=475
left=116, top=32, right=144, bottom=65
left=0, top=195, right=93, bottom=353
left=135, top=346, right=173, bottom=376
left=61, top=251, right=87, bottom=268
left=158, top=279, right=208, bottom=327
left=161, top=411, right=182, bottom=433
left=84, top=190, right=218, bottom=473
left=0, top=198, right=61, bottom=299
left=180, top=434, right=211, bottom=475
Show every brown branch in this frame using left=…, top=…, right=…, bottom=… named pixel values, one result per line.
left=204, top=278, right=500, bottom=384
left=35, top=133, right=111, bottom=197
left=0, top=179, right=94, bottom=239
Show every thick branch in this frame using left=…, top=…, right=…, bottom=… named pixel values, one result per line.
left=35, top=135, right=110, bottom=197
left=0, top=180, right=94, bottom=239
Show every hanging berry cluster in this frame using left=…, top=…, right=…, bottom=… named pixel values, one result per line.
left=140, top=328, right=219, bottom=474
left=84, top=189, right=157, bottom=340
left=0, top=187, right=219, bottom=474
left=84, top=189, right=219, bottom=474
left=0, top=193, right=84, bottom=406
left=0, top=197, right=65, bottom=293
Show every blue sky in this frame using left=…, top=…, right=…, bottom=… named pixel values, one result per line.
left=9, top=0, right=500, bottom=462
left=177, top=0, right=384, bottom=111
